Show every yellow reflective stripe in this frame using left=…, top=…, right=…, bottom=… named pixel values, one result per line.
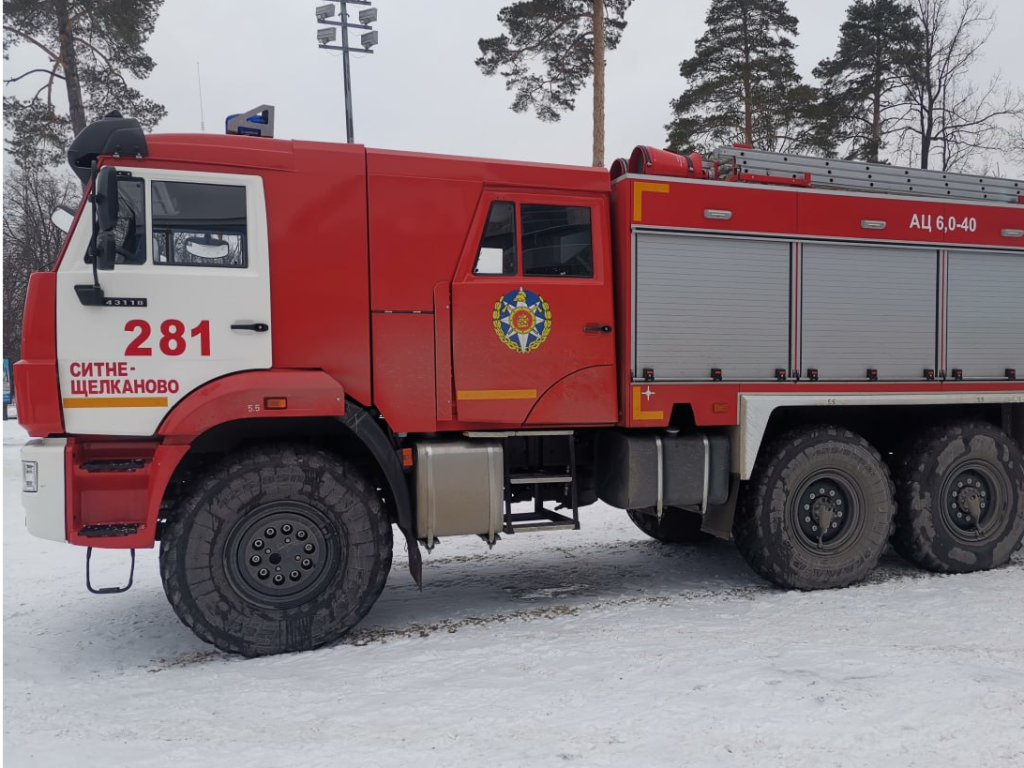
left=632, top=386, right=664, bottom=421
left=62, top=397, right=169, bottom=409
left=456, top=389, right=537, bottom=401
left=633, top=181, right=670, bottom=222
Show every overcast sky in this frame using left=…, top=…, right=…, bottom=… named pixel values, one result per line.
left=4, top=0, right=1024, bottom=174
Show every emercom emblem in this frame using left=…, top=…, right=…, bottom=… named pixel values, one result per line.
left=493, top=288, right=552, bottom=354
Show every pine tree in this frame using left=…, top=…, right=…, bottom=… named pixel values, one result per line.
left=3, top=0, right=167, bottom=167
left=476, top=0, right=633, bottom=167
left=666, top=0, right=822, bottom=155
left=814, top=0, right=923, bottom=163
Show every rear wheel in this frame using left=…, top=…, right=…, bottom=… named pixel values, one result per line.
left=160, top=444, right=393, bottom=656
left=892, top=421, right=1024, bottom=574
left=627, top=507, right=709, bottom=544
left=734, top=425, right=895, bottom=590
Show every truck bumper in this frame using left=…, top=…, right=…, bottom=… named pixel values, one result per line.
left=21, top=438, right=68, bottom=542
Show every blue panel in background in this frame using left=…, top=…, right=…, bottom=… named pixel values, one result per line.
left=3, top=357, right=12, bottom=404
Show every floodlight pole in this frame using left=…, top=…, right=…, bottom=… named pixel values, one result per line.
left=317, top=0, right=376, bottom=144
left=340, top=1, right=355, bottom=143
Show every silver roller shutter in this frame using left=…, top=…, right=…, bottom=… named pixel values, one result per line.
left=947, top=250, right=1024, bottom=379
left=634, top=232, right=790, bottom=381
left=801, top=244, right=937, bottom=381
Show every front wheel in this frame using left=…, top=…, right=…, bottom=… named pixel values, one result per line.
left=892, top=421, right=1024, bottom=574
left=160, top=444, right=393, bottom=656
left=734, top=425, right=895, bottom=590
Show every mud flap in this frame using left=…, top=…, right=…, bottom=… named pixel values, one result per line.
left=335, top=402, right=423, bottom=588
left=400, top=525, right=423, bottom=589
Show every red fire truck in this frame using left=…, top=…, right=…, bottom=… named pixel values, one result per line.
left=16, top=107, right=1024, bottom=656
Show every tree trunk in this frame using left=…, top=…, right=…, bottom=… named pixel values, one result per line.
left=592, top=0, right=605, bottom=167
left=921, top=87, right=933, bottom=170
left=871, top=93, right=882, bottom=163
left=740, top=7, right=753, bottom=146
left=55, top=0, right=87, bottom=136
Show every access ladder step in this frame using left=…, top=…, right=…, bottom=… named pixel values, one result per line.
left=79, top=523, right=139, bottom=538
left=509, top=472, right=574, bottom=485
left=503, top=508, right=578, bottom=534
left=502, top=431, right=581, bottom=534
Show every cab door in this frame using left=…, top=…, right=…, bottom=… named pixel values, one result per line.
left=56, top=168, right=272, bottom=436
left=451, top=192, right=618, bottom=425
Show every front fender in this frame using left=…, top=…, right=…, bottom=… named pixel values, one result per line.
left=158, top=369, right=346, bottom=438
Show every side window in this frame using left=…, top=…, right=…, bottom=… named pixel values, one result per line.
left=151, top=181, right=247, bottom=268
left=473, top=201, right=517, bottom=275
left=521, top=204, right=593, bottom=278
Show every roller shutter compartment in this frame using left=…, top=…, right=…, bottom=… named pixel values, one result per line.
left=634, top=232, right=790, bottom=381
left=801, top=244, right=937, bottom=381
left=946, top=250, right=1024, bottom=379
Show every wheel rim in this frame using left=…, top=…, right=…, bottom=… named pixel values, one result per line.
left=224, top=502, right=341, bottom=609
left=790, top=471, right=864, bottom=554
left=939, top=460, right=1008, bottom=543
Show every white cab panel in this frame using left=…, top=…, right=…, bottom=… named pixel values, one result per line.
left=56, top=169, right=272, bottom=436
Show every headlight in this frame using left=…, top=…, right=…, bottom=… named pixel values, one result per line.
left=22, top=460, right=39, bottom=493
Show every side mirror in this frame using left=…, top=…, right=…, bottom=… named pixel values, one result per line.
left=51, top=207, right=75, bottom=234
left=95, top=231, right=116, bottom=271
left=94, top=167, right=119, bottom=232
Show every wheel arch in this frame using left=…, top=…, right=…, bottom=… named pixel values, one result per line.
left=161, top=406, right=412, bottom=526
left=148, top=371, right=419, bottom=579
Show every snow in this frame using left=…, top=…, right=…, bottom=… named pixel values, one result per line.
left=3, top=419, right=1024, bottom=767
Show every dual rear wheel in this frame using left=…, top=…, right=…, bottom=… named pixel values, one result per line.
left=732, top=422, right=1024, bottom=590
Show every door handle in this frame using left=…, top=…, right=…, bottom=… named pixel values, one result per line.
left=231, top=322, right=269, bottom=332
left=583, top=324, right=613, bottom=334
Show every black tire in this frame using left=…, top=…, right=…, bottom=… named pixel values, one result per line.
left=892, top=421, right=1024, bottom=574
left=626, top=507, right=709, bottom=543
left=734, top=425, right=895, bottom=590
left=159, top=444, right=393, bottom=656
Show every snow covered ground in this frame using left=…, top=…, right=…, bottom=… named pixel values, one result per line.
left=3, top=419, right=1023, bottom=768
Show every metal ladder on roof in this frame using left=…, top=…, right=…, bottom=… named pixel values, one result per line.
left=711, top=145, right=1024, bottom=204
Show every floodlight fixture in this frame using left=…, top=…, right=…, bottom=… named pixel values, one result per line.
left=314, top=0, right=381, bottom=144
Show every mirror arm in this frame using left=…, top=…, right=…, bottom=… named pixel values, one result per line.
left=89, top=162, right=101, bottom=289
left=77, top=161, right=106, bottom=306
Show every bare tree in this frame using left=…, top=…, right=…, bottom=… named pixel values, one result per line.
left=1008, top=123, right=1024, bottom=168
left=894, top=0, right=1024, bottom=171
left=3, top=165, right=79, bottom=359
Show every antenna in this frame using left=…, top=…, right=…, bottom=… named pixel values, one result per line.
left=196, top=62, right=206, bottom=132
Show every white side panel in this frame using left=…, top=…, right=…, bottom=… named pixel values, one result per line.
left=734, top=391, right=1024, bottom=479
left=22, top=438, right=68, bottom=542
left=56, top=169, right=272, bottom=436
left=946, top=250, right=1024, bottom=379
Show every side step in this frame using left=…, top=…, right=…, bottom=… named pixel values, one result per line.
left=503, top=432, right=580, bottom=534
left=79, top=523, right=139, bottom=537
